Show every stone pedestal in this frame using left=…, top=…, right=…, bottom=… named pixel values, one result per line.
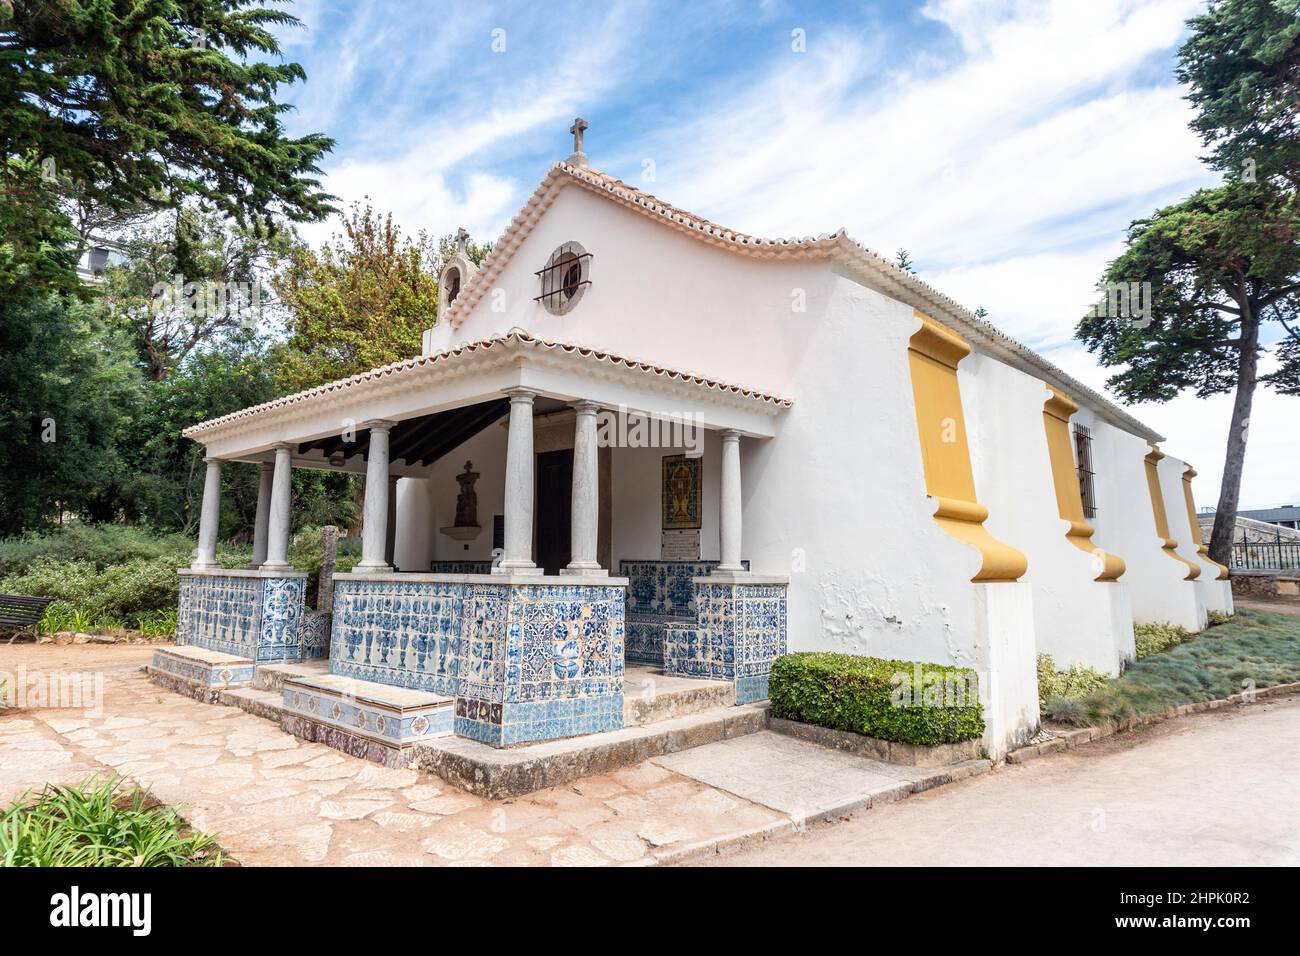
left=663, top=573, right=789, bottom=704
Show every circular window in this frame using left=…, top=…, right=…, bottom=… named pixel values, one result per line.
left=538, top=241, right=590, bottom=315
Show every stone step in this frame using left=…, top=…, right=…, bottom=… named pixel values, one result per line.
left=253, top=659, right=330, bottom=693
left=218, top=687, right=284, bottom=723
left=280, top=673, right=455, bottom=768
left=622, top=665, right=734, bottom=727
left=414, top=702, right=769, bottom=798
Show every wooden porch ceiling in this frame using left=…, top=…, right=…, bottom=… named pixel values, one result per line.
left=297, top=398, right=510, bottom=469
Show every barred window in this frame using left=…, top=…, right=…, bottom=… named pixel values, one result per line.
left=1073, top=423, right=1097, bottom=520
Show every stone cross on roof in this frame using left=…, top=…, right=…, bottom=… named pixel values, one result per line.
left=567, top=117, right=589, bottom=167
left=454, top=227, right=469, bottom=255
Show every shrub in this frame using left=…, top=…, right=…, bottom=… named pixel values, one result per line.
left=1133, top=621, right=1192, bottom=659
left=1207, top=610, right=1233, bottom=627
left=769, top=652, right=984, bottom=746
left=0, top=524, right=195, bottom=576
left=0, top=776, right=223, bottom=866
left=1036, top=654, right=1109, bottom=710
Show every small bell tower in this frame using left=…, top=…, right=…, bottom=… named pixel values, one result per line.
left=438, top=227, right=479, bottom=317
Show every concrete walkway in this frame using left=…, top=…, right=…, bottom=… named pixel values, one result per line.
left=695, top=693, right=1300, bottom=866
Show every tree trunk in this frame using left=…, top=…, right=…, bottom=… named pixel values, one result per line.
left=1208, top=301, right=1261, bottom=564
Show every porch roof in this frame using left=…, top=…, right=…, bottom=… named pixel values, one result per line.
left=183, top=328, right=793, bottom=461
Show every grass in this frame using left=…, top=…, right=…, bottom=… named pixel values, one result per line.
left=0, top=776, right=224, bottom=867
left=1075, top=608, right=1300, bottom=728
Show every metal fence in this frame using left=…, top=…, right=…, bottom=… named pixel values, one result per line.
left=1230, top=541, right=1300, bottom=570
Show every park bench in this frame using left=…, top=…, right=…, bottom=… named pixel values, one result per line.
left=0, top=594, right=54, bottom=644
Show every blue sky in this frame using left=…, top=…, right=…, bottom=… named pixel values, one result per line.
left=268, top=0, right=1298, bottom=508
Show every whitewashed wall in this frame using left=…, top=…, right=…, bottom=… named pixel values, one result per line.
left=1088, top=420, right=1205, bottom=631
left=962, top=354, right=1133, bottom=675
left=1159, top=454, right=1233, bottom=616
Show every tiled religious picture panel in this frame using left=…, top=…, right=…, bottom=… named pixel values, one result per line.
left=330, top=579, right=464, bottom=695
left=661, top=454, right=702, bottom=530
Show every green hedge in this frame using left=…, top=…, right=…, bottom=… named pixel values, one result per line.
left=769, top=652, right=985, bottom=746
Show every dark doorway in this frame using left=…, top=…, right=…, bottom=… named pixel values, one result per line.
left=535, top=449, right=573, bottom=574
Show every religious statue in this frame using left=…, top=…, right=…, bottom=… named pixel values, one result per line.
left=454, top=461, right=479, bottom=528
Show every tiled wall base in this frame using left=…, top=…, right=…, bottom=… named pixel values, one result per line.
left=329, top=579, right=464, bottom=694
left=454, top=695, right=624, bottom=747
left=663, top=577, right=788, bottom=706
left=298, top=611, right=331, bottom=660
left=176, top=570, right=309, bottom=663
left=280, top=715, right=414, bottom=769
left=620, top=560, right=747, bottom=665
left=148, top=645, right=256, bottom=703
left=455, top=579, right=628, bottom=748
left=625, top=614, right=679, bottom=665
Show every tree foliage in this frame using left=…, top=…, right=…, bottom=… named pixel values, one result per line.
left=1178, top=0, right=1300, bottom=188
left=271, top=203, right=489, bottom=392
left=1076, top=182, right=1300, bottom=402
left=0, top=0, right=334, bottom=226
left=102, top=208, right=291, bottom=379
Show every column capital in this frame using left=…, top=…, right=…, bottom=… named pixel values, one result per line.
left=256, top=460, right=275, bottom=473
left=361, top=419, right=397, bottom=433
left=721, top=428, right=743, bottom=441
left=203, top=455, right=225, bottom=465
left=270, top=441, right=295, bottom=452
left=503, top=387, right=538, bottom=404
left=570, top=399, right=601, bottom=415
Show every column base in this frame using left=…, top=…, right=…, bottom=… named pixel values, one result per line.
left=564, top=561, right=608, bottom=576
left=492, top=561, right=542, bottom=575
left=259, top=561, right=294, bottom=572
left=190, top=561, right=221, bottom=571
left=352, top=560, right=392, bottom=573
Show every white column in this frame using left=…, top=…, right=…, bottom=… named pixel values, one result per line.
left=495, top=388, right=540, bottom=574
left=260, top=444, right=294, bottom=571
left=385, top=474, right=398, bottom=567
left=717, top=429, right=744, bottom=572
left=191, top=457, right=223, bottom=569
left=356, top=420, right=395, bottom=571
left=566, top=401, right=605, bottom=575
left=250, top=461, right=274, bottom=568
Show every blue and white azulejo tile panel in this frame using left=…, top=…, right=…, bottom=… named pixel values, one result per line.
left=330, top=580, right=464, bottom=695
left=662, top=581, right=787, bottom=704
left=177, top=573, right=308, bottom=662
left=455, top=581, right=626, bottom=747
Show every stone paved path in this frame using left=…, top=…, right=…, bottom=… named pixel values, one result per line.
left=695, top=692, right=1300, bottom=866
left=0, top=644, right=784, bottom=866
